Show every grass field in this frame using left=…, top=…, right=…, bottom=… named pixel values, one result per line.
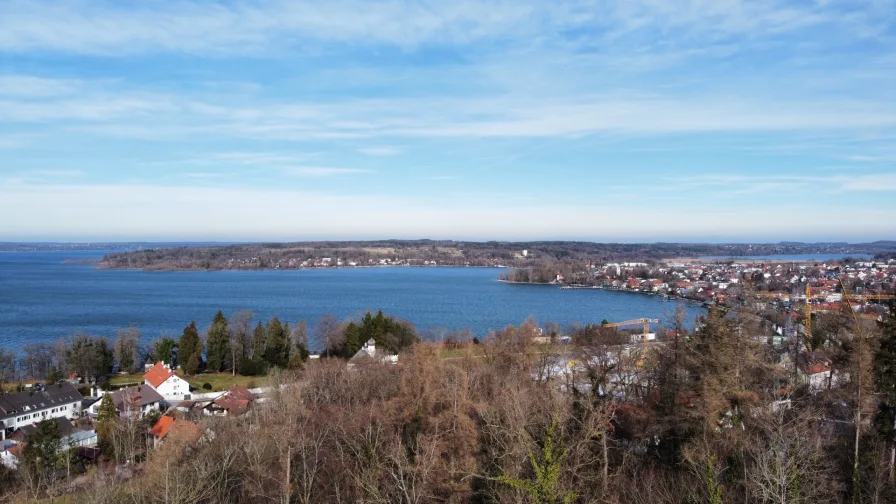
left=187, top=373, right=262, bottom=392
left=108, top=371, right=262, bottom=392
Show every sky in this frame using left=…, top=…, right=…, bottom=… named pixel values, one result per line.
left=1, top=0, right=895, bottom=243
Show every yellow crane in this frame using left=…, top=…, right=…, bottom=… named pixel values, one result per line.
left=750, top=285, right=892, bottom=347
left=602, top=318, right=660, bottom=366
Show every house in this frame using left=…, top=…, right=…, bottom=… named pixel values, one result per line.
left=797, top=352, right=847, bottom=393
left=204, top=386, right=255, bottom=417
left=10, top=416, right=76, bottom=442
left=150, top=415, right=202, bottom=448
left=144, top=361, right=191, bottom=401
left=0, top=383, right=83, bottom=441
left=1, top=441, right=23, bottom=469
left=349, top=339, right=398, bottom=366
left=13, top=417, right=97, bottom=448
left=88, top=385, right=164, bottom=418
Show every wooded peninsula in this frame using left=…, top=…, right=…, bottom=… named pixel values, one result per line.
left=97, top=240, right=896, bottom=271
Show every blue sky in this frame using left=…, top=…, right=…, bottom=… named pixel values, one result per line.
left=1, top=0, right=895, bottom=242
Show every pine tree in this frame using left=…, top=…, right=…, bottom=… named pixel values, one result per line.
left=179, top=321, right=203, bottom=375
left=206, top=310, right=232, bottom=372
left=343, top=322, right=362, bottom=358
left=252, top=321, right=266, bottom=360
left=96, top=393, right=118, bottom=458
left=153, top=336, right=177, bottom=366
left=264, top=317, right=290, bottom=368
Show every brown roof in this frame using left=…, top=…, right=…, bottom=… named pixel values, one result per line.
left=144, top=361, right=175, bottom=388
left=110, top=385, right=164, bottom=411
left=226, top=385, right=255, bottom=402
left=209, top=395, right=250, bottom=416
left=150, top=416, right=201, bottom=444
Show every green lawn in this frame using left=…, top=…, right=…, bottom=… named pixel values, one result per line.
left=108, top=371, right=262, bottom=392
left=187, top=373, right=263, bottom=392
left=109, top=373, right=143, bottom=387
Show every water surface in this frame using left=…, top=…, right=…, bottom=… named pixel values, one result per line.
left=0, top=251, right=703, bottom=351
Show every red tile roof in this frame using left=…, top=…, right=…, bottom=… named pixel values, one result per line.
left=144, top=361, right=174, bottom=388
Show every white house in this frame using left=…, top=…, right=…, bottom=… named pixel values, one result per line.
left=349, top=339, right=398, bottom=366
left=144, top=361, right=191, bottom=401
left=88, top=385, right=164, bottom=419
left=1, top=441, right=22, bottom=469
left=0, top=383, right=83, bottom=441
left=797, top=352, right=847, bottom=393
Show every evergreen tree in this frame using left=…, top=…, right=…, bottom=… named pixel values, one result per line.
left=264, top=317, right=291, bottom=368
left=288, top=341, right=310, bottom=370
left=21, top=419, right=70, bottom=483
left=67, top=334, right=114, bottom=380
left=343, top=322, right=362, bottom=358
left=153, top=336, right=177, bottom=366
left=206, top=310, right=232, bottom=372
left=352, top=310, right=419, bottom=356
left=96, top=393, right=118, bottom=458
left=252, top=321, right=266, bottom=360
left=178, top=321, right=203, bottom=375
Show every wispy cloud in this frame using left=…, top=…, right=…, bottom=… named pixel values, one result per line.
left=0, top=1, right=894, bottom=239
left=358, top=147, right=401, bottom=156
left=32, top=169, right=83, bottom=177
left=279, top=166, right=373, bottom=177
left=1, top=0, right=890, bottom=56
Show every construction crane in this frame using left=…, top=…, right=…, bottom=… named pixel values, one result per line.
left=602, top=318, right=660, bottom=366
left=602, top=318, right=659, bottom=342
left=749, top=286, right=893, bottom=349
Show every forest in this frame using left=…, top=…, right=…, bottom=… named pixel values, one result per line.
left=95, top=240, right=896, bottom=271
left=1, top=301, right=896, bottom=503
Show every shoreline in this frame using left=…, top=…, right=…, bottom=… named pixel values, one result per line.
left=94, top=263, right=504, bottom=273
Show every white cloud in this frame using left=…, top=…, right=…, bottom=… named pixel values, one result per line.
left=0, top=1, right=888, bottom=56
left=279, top=166, right=373, bottom=177
left=0, top=181, right=892, bottom=241
left=358, top=147, right=401, bottom=156
left=32, top=169, right=83, bottom=177
left=0, top=75, right=81, bottom=97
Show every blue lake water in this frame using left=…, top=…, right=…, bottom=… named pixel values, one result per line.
left=0, top=251, right=703, bottom=351
left=699, top=253, right=873, bottom=261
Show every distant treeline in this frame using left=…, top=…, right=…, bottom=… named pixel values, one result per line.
left=0, top=310, right=422, bottom=386
left=96, top=240, right=896, bottom=271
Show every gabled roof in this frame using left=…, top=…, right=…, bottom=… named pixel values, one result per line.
left=225, top=385, right=255, bottom=402
left=0, top=383, right=82, bottom=419
left=110, top=385, right=164, bottom=410
left=144, top=361, right=176, bottom=388
left=13, top=417, right=76, bottom=441
left=209, top=395, right=250, bottom=415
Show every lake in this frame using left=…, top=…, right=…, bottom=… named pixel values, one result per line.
left=0, top=251, right=703, bottom=352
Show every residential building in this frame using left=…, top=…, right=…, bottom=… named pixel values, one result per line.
left=349, top=339, right=398, bottom=365
left=88, top=385, right=164, bottom=418
left=1, top=442, right=23, bottom=469
left=144, top=361, right=191, bottom=401
left=0, top=383, right=83, bottom=441
left=203, top=386, right=255, bottom=417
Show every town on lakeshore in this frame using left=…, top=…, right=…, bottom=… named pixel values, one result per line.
left=2, top=240, right=895, bottom=502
